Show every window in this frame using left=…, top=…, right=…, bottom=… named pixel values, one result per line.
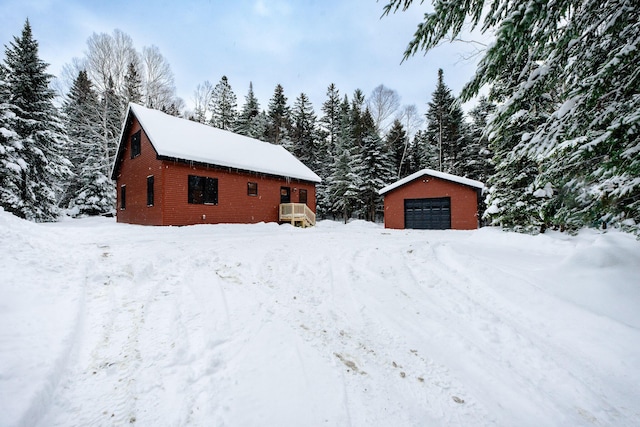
left=120, top=185, right=126, bottom=209
left=280, top=186, right=290, bottom=203
left=131, top=130, right=141, bottom=158
left=247, top=182, right=258, bottom=196
left=147, top=176, right=154, bottom=206
left=188, top=175, right=218, bottom=205
left=299, top=189, right=307, bottom=204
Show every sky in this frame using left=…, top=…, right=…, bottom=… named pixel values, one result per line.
left=0, top=0, right=488, bottom=119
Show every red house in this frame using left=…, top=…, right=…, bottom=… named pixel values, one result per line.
left=111, top=103, right=321, bottom=226
left=379, top=169, right=484, bottom=230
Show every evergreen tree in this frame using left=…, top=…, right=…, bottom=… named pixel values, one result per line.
left=460, top=96, right=495, bottom=183
left=315, top=84, right=342, bottom=218
left=349, top=89, right=366, bottom=148
left=161, top=102, right=180, bottom=117
left=324, top=95, right=354, bottom=220
left=358, top=109, right=395, bottom=221
left=538, top=0, right=640, bottom=231
left=484, top=53, right=558, bottom=232
left=235, top=82, right=261, bottom=137
left=63, top=70, right=114, bottom=216
left=0, top=64, right=21, bottom=213
left=385, top=119, right=408, bottom=178
left=385, top=0, right=640, bottom=233
left=2, top=19, right=72, bottom=221
left=265, top=84, right=292, bottom=148
left=290, top=92, right=318, bottom=169
left=252, top=111, right=270, bottom=142
left=411, top=129, right=438, bottom=171
left=424, top=69, right=465, bottom=175
left=328, top=145, right=361, bottom=223
left=123, top=61, right=143, bottom=106
left=319, top=83, right=341, bottom=154
left=209, top=75, right=237, bottom=130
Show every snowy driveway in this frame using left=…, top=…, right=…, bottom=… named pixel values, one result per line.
left=1, top=213, right=639, bottom=426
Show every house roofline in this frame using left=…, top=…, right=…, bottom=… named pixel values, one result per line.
left=110, top=104, right=136, bottom=180
left=111, top=104, right=321, bottom=184
left=379, top=168, right=484, bottom=195
left=156, top=155, right=321, bottom=185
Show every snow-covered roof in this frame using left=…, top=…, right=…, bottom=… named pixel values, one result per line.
left=378, top=168, right=484, bottom=195
left=113, top=103, right=321, bottom=183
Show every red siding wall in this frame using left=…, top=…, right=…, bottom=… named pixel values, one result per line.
left=115, top=121, right=165, bottom=225
left=114, top=115, right=317, bottom=226
left=383, top=175, right=479, bottom=230
left=160, top=162, right=316, bottom=226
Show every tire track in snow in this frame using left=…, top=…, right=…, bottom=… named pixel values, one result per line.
left=329, top=241, right=493, bottom=426
left=12, top=239, right=89, bottom=427
left=401, top=241, right=576, bottom=424
left=36, top=242, right=197, bottom=426
left=267, top=236, right=491, bottom=426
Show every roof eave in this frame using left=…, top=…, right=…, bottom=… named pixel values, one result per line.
left=157, top=154, right=321, bottom=184
left=379, top=169, right=484, bottom=195
left=110, top=103, right=134, bottom=180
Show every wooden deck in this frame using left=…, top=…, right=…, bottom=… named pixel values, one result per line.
left=279, top=203, right=316, bottom=227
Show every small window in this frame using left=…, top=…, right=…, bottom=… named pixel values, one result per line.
left=247, top=182, right=258, bottom=196
left=120, top=185, right=126, bottom=209
left=131, top=130, right=141, bottom=158
left=147, top=176, right=154, bottom=206
left=299, top=189, right=307, bottom=204
left=188, top=175, right=218, bottom=205
left=280, top=186, right=291, bottom=204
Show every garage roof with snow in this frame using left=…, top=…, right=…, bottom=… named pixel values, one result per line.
left=112, top=103, right=321, bottom=183
left=379, top=168, right=484, bottom=195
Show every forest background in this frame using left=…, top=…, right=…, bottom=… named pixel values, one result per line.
left=1, top=0, right=638, bottom=235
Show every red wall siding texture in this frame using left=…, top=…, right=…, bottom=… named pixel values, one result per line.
left=160, top=162, right=316, bottom=226
left=114, top=121, right=164, bottom=225
left=383, top=175, right=480, bottom=230
left=114, top=116, right=317, bottom=226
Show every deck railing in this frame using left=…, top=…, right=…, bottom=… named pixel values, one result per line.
left=279, top=203, right=316, bottom=227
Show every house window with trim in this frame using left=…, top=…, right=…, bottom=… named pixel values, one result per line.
left=120, top=185, right=126, bottom=209
left=247, top=182, right=258, bottom=196
left=147, top=176, right=154, bottom=206
left=299, top=189, right=308, bottom=204
left=188, top=175, right=218, bottom=204
left=131, top=130, right=141, bottom=158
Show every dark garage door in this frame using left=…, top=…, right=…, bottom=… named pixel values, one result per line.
left=404, top=197, right=451, bottom=229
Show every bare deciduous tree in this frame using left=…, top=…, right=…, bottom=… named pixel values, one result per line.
left=85, top=29, right=138, bottom=96
left=367, top=84, right=400, bottom=134
left=141, top=45, right=176, bottom=109
left=192, top=80, right=214, bottom=123
left=397, top=104, right=423, bottom=140
left=396, top=104, right=424, bottom=177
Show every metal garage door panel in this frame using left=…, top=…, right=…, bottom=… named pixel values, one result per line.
left=404, top=197, right=451, bottom=229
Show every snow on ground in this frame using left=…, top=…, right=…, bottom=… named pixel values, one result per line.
left=1, top=210, right=639, bottom=427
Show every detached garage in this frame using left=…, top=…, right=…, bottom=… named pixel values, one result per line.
left=379, top=169, right=484, bottom=230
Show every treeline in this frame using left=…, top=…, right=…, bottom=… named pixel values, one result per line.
left=190, top=71, right=494, bottom=222
left=384, top=0, right=639, bottom=234
left=1, top=22, right=183, bottom=221
left=2, top=10, right=638, bottom=234
left=0, top=20, right=492, bottom=224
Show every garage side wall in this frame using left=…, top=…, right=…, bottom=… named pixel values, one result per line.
left=383, top=176, right=479, bottom=230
